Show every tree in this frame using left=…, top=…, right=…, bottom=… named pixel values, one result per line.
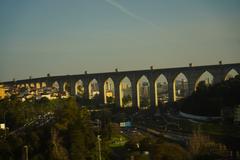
left=196, top=81, right=208, bottom=92
left=69, top=127, right=88, bottom=160
left=106, top=96, right=115, bottom=104
left=125, top=133, right=145, bottom=151
left=152, top=143, right=190, bottom=160
left=188, top=130, right=228, bottom=160
left=139, top=137, right=154, bottom=152
left=0, top=140, right=13, bottom=159
left=181, top=76, right=240, bottom=116
left=111, top=123, right=120, bottom=136
left=49, top=128, right=69, bottom=160
left=122, top=95, right=131, bottom=107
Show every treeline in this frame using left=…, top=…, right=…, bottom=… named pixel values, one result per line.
left=0, top=97, right=110, bottom=160
left=124, top=130, right=229, bottom=160
left=180, top=75, right=240, bottom=116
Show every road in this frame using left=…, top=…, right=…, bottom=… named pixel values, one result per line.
left=1, top=112, right=55, bottom=138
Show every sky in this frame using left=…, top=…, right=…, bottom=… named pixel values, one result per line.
left=0, top=0, right=240, bottom=82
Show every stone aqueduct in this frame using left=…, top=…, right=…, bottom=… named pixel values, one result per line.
left=1, top=63, right=240, bottom=109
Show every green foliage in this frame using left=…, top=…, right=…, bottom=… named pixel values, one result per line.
left=122, top=95, right=132, bottom=106
left=69, top=128, right=87, bottom=160
left=139, top=137, right=154, bottom=152
left=106, top=96, right=115, bottom=104
left=188, top=130, right=228, bottom=160
left=181, top=76, right=240, bottom=116
left=0, top=140, right=12, bottom=159
left=131, top=152, right=150, bottom=160
left=49, top=128, right=69, bottom=160
left=152, top=143, right=190, bottom=160
left=140, top=97, right=150, bottom=107
left=0, top=97, right=100, bottom=160
left=110, top=123, right=120, bottom=136
left=125, top=132, right=145, bottom=151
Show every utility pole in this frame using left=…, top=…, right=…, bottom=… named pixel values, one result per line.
left=96, top=119, right=102, bottom=160
left=23, top=145, right=28, bottom=160
left=97, top=135, right=102, bottom=160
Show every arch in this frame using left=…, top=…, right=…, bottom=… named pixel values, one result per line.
left=104, top=77, right=115, bottom=104
left=63, top=82, right=70, bottom=95
left=25, top=84, right=30, bottom=89
left=137, top=75, right=150, bottom=109
left=24, top=84, right=30, bottom=93
left=155, top=74, right=168, bottom=106
left=19, top=84, right=28, bottom=95
left=30, top=83, right=35, bottom=88
left=88, top=79, right=99, bottom=99
left=173, top=73, right=189, bottom=101
left=36, top=83, right=41, bottom=89
left=17, top=84, right=21, bottom=89
left=195, top=71, right=214, bottom=91
left=75, top=80, right=84, bottom=97
left=225, top=68, right=239, bottom=80
left=119, top=76, right=132, bottom=108
left=52, top=81, right=60, bottom=92
left=42, top=82, right=47, bottom=88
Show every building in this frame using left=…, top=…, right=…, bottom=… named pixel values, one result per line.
left=0, top=85, right=7, bottom=100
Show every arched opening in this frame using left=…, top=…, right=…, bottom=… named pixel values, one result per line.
left=155, top=74, right=168, bottom=106
left=137, top=75, right=150, bottom=109
left=35, top=83, right=41, bottom=95
left=119, top=77, right=132, bottom=108
left=17, top=84, right=27, bottom=96
left=25, top=84, right=30, bottom=88
left=173, top=73, right=189, bottom=101
left=63, top=82, right=70, bottom=96
left=36, top=83, right=41, bottom=89
left=75, top=80, right=84, bottom=97
left=52, top=81, right=60, bottom=93
left=17, top=84, right=20, bottom=89
left=42, top=82, right=46, bottom=88
left=30, top=83, right=35, bottom=88
left=28, top=84, right=34, bottom=93
left=41, top=82, right=47, bottom=94
left=88, top=79, right=99, bottom=99
left=25, top=84, right=30, bottom=93
left=195, top=71, right=214, bottom=91
left=225, top=69, right=239, bottom=80
left=104, top=78, right=115, bottom=104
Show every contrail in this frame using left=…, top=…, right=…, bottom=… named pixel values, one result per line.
left=105, top=0, right=157, bottom=27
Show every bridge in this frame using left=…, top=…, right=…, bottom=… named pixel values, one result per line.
left=1, top=62, right=240, bottom=109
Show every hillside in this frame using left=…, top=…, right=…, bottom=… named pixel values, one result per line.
left=180, top=75, right=240, bottom=116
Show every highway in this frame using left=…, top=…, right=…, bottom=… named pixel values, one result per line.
left=1, top=112, right=55, bottom=138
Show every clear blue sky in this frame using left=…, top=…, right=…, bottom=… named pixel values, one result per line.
left=0, top=0, right=240, bottom=81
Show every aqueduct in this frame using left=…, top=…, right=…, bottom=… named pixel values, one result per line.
left=1, top=62, right=240, bottom=110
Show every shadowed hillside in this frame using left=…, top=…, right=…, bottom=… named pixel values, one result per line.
left=180, top=75, right=240, bottom=116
